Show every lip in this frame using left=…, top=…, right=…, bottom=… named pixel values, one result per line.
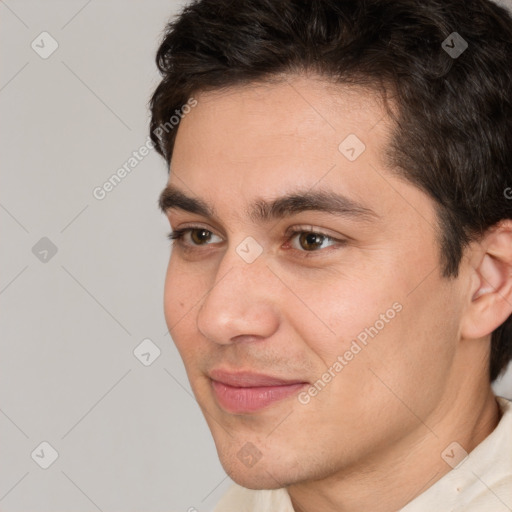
left=209, top=369, right=308, bottom=413
left=210, top=369, right=307, bottom=387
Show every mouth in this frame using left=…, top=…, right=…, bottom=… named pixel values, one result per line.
left=209, top=369, right=309, bottom=413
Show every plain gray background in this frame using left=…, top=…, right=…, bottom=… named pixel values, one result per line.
left=1, top=1, right=512, bottom=511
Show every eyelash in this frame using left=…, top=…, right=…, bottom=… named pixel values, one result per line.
left=166, top=225, right=347, bottom=257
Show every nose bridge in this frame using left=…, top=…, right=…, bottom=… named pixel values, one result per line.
left=196, top=244, right=278, bottom=344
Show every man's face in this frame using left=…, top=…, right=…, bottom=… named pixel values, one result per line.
left=161, top=75, right=468, bottom=488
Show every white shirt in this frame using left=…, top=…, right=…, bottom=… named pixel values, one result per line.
left=214, top=396, right=512, bottom=512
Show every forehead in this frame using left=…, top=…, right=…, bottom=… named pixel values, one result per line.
left=173, top=75, right=390, bottom=165
left=166, top=74, right=427, bottom=227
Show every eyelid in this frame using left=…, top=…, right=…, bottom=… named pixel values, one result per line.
left=283, top=226, right=348, bottom=255
left=170, top=222, right=224, bottom=238
left=171, top=223, right=344, bottom=240
left=169, top=223, right=349, bottom=255
left=283, top=224, right=346, bottom=241
left=168, top=224, right=224, bottom=245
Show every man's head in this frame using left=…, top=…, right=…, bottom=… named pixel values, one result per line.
left=151, top=0, right=512, bottom=491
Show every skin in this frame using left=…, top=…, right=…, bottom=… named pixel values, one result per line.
left=160, top=74, right=512, bottom=512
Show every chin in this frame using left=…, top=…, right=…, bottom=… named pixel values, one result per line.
left=222, top=462, right=290, bottom=490
left=216, top=444, right=307, bottom=490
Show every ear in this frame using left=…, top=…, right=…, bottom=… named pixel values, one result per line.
left=461, top=220, right=512, bottom=339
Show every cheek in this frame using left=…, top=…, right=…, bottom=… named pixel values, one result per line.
left=163, top=258, right=180, bottom=322
left=282, top=266, right=400, bottom=362
left=163, top=257, right=201, bottom=348
left=341, top=280, right=461, bottom=418
left=287, top=259, right=459, bottom=405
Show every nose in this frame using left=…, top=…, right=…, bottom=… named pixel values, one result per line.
left=196, top=249, right=280, bottom=345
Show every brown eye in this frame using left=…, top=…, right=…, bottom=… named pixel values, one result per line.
left=298, top=232, right=328, bottom=251
left=190, top=229, right=213, bottom=245
left=167, top=227, right=223, bottom=248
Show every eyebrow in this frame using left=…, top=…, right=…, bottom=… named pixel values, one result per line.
left=158, top=184, right=379, bottom=223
